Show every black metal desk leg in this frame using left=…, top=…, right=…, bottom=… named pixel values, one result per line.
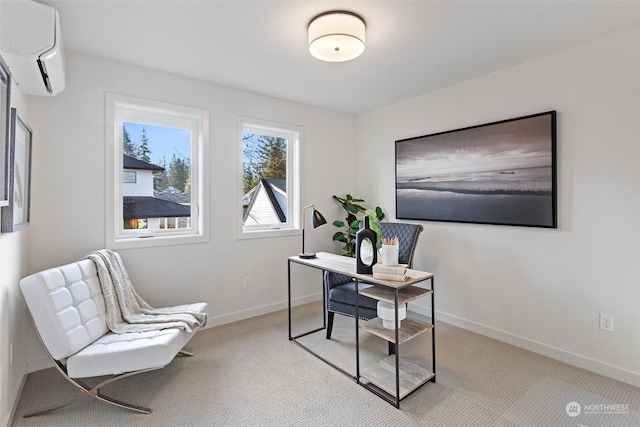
left=288, top=260, right=292, bottom=340
left=394, top=289, right=400, bottom=408
left=355, top=278, right=360, bottom=381
left=356, top=278, right=360, bottom=383
left=431, top=276, right=436, bottom=381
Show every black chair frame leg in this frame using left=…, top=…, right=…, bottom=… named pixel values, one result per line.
left=326, top=311, right=335, bottom=339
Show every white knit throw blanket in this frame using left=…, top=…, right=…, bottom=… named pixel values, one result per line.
left=86, top=249, right=207, bottom=334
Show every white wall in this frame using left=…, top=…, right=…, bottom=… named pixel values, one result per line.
left=355, top=28, right=640, bottom=387
left=25, top=51, right=356, bottom=369
left=0, top=58, right=30, bottom=427
left=10, top=23, right=638, bottom=425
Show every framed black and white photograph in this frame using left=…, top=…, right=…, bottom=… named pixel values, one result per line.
left=396, top=111, right=557, bottom=228
left=2, top=108, right=33, bottom=232
left=0, top=56, right=11, bottom=207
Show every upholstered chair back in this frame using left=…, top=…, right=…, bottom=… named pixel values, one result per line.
left=20, top=259, right=108, bottom=360
left=379, top=222, right=424, bottom=268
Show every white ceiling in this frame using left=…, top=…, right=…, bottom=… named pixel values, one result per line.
left=40, top=0, right=639, bottom=115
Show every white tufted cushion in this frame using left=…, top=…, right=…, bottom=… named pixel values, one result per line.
left=20, top=260, right=109, bottom=360
left=67, top=328, right=183, bottom=378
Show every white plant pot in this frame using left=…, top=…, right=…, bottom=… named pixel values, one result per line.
left=376, top=301, right=407, bottom=329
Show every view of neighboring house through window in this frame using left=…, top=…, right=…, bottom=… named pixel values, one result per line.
left=122, top=122, right=192, bottom=230
left=240, top=118, right=300, bottom=236
left=106, top=94, right=208, bottom=248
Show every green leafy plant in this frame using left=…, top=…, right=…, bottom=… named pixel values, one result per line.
left=332, top=194, right=384, bottom=257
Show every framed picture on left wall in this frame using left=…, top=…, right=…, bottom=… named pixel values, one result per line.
left=0, top=56, right=11, bottom=207
left=1, top=108, right=33, bottom=232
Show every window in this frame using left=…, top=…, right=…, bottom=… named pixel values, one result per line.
left=123, top=171, right=137, bottom=183
left=106, top=94, right=209, bottom=248
left=238, top=117, right=300, bottom=238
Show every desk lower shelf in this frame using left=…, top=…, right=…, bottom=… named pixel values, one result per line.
left=360, top=355, right=435, bottom=399
left=360, top=317, right=432, bottom=345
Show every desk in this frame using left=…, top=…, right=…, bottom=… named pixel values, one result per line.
left=288, top=251, right=435, bottom=407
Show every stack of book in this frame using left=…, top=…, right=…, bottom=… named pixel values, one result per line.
left=372, top=263, right=408, bottom=281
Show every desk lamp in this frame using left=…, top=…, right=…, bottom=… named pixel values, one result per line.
left=299, top=204, right=327, bottom=259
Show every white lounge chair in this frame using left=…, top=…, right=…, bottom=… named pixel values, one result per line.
left=19, top=252, right=208, bottom=416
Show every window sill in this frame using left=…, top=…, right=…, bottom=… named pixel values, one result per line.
left=107, top=232, right=209, bottom=249
left=237, top=228, right=301, bottom=241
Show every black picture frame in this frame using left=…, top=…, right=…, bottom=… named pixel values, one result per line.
left=1, top=108, right=33, bottom=232
left=396, top=111, right=557, bottom=228
left=0, top=55, right=11, bottom=207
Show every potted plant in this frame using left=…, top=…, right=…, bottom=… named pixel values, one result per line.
left=331, top=194, right=384, bottom=257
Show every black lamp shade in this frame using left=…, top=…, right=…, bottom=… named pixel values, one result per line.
left=311, top=209, right=327, bottom=228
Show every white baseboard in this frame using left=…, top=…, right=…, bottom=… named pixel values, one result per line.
left=209, top=295, right=640, bottom=388
left=5, top=361, right=27, bottom=427
left=24, top=292, right=637, bottom=389
left=409, top=304, right=640, bottom=388
left=204, top=292, right=323, bottom=329
left=26, top=356, right=53, bottom=374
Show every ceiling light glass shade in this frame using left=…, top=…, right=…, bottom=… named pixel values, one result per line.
left=308, top=11, right=365, bottom=62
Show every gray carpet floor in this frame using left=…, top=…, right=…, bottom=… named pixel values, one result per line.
left=11, top=302, right=640, bottom=426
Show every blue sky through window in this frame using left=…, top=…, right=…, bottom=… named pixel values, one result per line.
left=124, top=122, right=191, bottom=166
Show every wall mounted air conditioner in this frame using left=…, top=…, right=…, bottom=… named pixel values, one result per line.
left=0, top=1, right=66, bottom=96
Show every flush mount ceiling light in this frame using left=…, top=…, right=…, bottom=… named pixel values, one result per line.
left=308, top=11, right=365, bottom=62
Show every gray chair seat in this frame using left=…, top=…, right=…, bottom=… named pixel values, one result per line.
left=328, top=282, right=378, bottom=310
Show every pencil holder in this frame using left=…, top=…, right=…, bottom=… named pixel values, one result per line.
left=381, top=244, right=399, bottom=266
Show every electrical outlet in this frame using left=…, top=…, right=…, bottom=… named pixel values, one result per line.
left=243, top=276, right=251, bottom=289
left=599, top=313, right=614, bottom=332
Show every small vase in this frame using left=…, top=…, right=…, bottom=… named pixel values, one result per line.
left=356, top=216, right=377, bottom=274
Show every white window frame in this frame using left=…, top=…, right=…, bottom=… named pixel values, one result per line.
left=237, top=116, right=301, bottom=240
left=106, top=93, right=209, bottom=248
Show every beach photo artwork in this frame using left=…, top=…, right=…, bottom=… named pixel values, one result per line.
left=395, top=111, right=557, bottom=228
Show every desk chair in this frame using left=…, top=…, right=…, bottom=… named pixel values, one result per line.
left=324, top=222, right=423, bottom=339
